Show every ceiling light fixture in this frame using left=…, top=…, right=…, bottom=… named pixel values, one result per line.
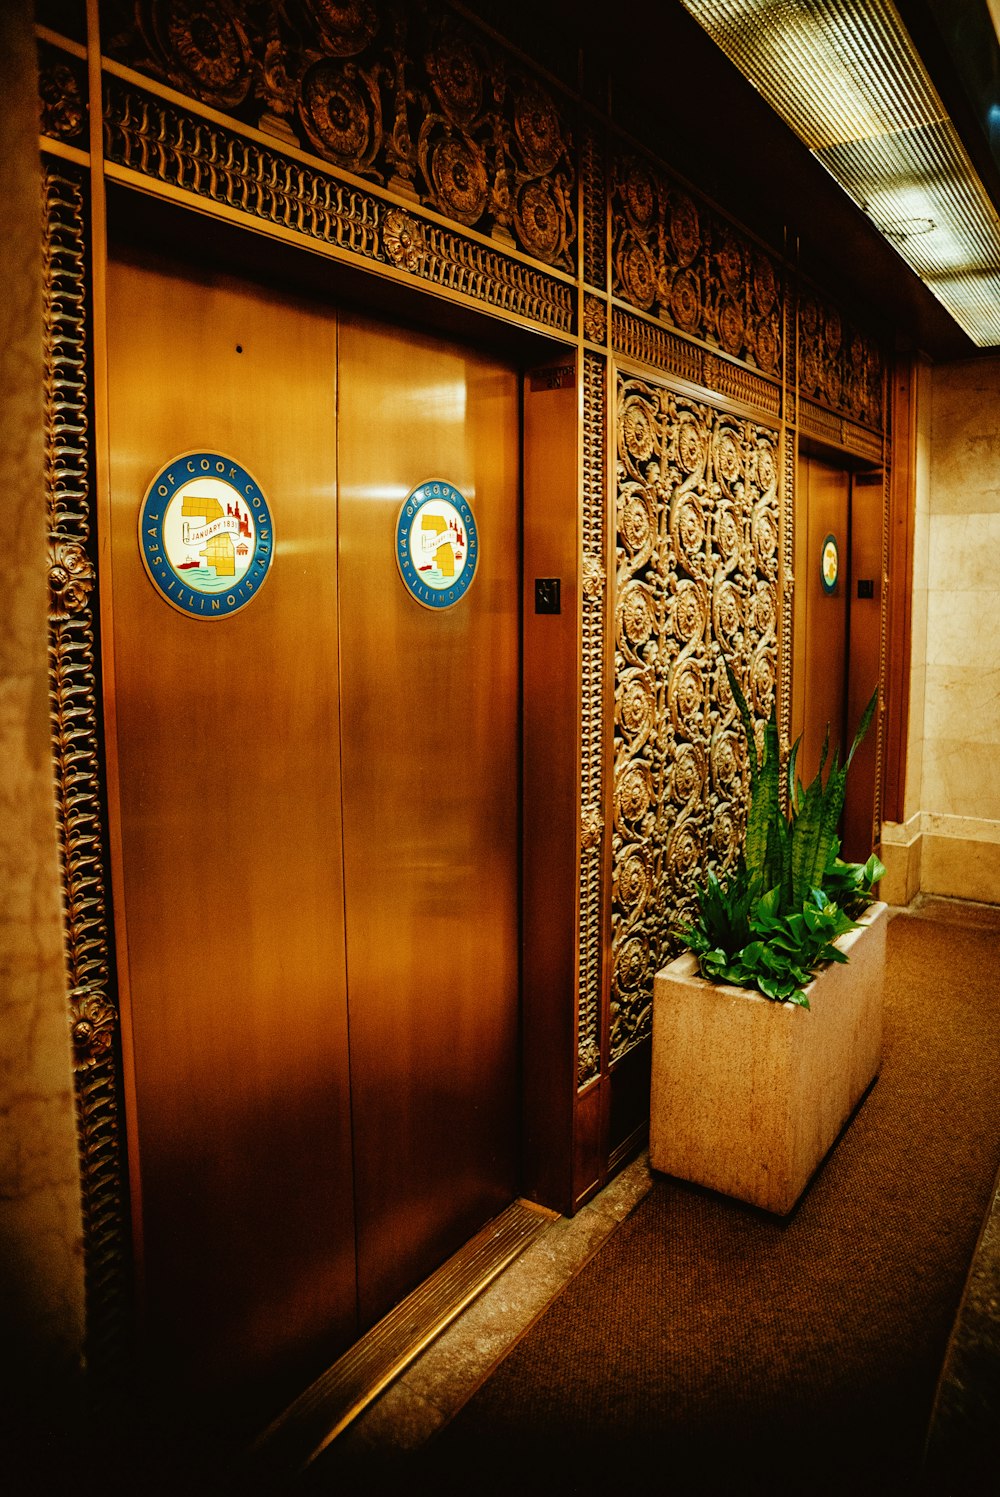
left=677, top=0, right=1000, bottom=347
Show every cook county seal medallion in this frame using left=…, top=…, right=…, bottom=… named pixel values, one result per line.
left=138, top=452, right=274, bottom=619
left=395, top=480, right=479, bottom=609
left=821, top=533, right=839, bottom=595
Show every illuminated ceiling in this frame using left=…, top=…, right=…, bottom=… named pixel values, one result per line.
left=677, top=0, right=1000, bottom=347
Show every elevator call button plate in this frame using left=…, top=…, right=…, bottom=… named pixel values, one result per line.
left=139, top=451, right=274, bottom=619
left=395, top=480, right=479, bottom=610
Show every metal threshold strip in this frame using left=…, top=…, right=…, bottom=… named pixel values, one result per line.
left=249, top=1198, right=556, bottom=1481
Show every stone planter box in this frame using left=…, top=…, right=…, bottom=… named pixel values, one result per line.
left=649, top=902, right=889, bottom=1215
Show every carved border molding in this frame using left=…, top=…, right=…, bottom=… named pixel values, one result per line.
left=578, top=350, right=607, bottom=1088
left=799, top=397, right=884, bottom=462
left=582, top=126, right=608, bottom=292
left=611, top=305, right=782, bottom=418
left=42, top=161, right=132, bottom=1396
left=102, top=76, right=576, bottom=338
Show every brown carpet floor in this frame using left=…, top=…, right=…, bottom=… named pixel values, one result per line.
left=411, top=908, right=1000, bottom=1497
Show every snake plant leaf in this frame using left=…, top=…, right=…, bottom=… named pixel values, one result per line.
left=846, top=687, right=879, bottom=773
left=746, top=713, right=783, bottom=895
left=722, top=655, right=757, bottom=778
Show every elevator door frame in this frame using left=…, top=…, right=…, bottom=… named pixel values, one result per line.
left=793, top=440, right=882, bottom=861
left=95, top=190, right=583, bottom=1414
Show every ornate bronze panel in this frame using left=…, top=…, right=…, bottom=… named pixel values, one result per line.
left=798, top=283, right=884, bottom=432
left=611, top=373, right=780, bottom=1062
left=100, top=0, right=577, bottom=272
left=42, top=160, right=132, bottom=1397
left=611, top=152, right=783, bottom=384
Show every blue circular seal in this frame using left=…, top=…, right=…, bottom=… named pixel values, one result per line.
left=395, top=480, right=479, bottom=609
left=138, top=451, right=274, bottom=619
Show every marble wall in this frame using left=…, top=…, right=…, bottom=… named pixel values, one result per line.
left=0, top=0, right=86, bottom=1436
left=884, top=355, right=1000, bottom=904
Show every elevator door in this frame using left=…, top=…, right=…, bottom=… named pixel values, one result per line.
left=105, top=244, right=520, bottom=1421
left=337, top=316, right=520, bottom=1330
left=796, top=453, right=880, bottom=863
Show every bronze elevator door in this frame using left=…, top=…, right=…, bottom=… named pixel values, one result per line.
left=796, top=453, right=880, bottom=863
left=337, top=316, right=520, bottom=1331
left=105, top=246, right=520, bottom=1420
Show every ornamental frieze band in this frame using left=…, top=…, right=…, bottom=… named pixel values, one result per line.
left=100, top=0, right=577, bottom=273
left=102, top=75, right=575, bottom=335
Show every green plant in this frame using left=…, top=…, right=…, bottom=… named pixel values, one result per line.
left=674, top=662, right=886, bottom=1008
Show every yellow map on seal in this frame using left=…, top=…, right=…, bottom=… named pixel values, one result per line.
left=183, top=493, right=234, bottom=578
left=421, top=513, right=455, bottom=578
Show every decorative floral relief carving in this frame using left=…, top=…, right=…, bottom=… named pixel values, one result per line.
left=798, top=284, right=884, bottom=431
left=38, top=44, right=88, bottom=142
left=101, top=0, right=577, bottom=272
left=611, top=372, right=779, bottom=1061
left=611, top=153, right=783, bottom=383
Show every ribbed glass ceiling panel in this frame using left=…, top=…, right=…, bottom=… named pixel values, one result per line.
left=679, top=0, right=1000, bottom=346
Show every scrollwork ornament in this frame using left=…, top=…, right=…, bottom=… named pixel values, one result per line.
left=39, top=63, right=85, bottom=141
left=617, top=580, right=655, bottom=653
left=670, top=192, right=700, bottom=266
left=614, top=759, right=653, bottom=833
left=514, top=178, right=564, bottom=263
left=755, top=438, right=777, bottom=495
left=621, top=159, right=656, bottom=232
left=613, top=848, right=651, bottom=911
left=668, top=578, right=707, bottom=643
left=716, top=230, right=743, bottom=295
left=668, top=657, right=705, bottom=732
left=669, top=742, right=705, bottom=806
left=612, top=373, right=780, bottom=1066
left=583, top=295, right=607, bottom=345
left=752, top=250, right=778, bottom=315
left=712, top=578, right=743, bottom=644
left=675, top=414, right=706, bottom=476
left=621, top=397, right=656, bottom=466
left=581, top=804, right=605, bottom=851
left=513, top=80, right=563, bottom=175
left=70, top=986, right=117, bottom=1069
left=669, top=268, right=701, bottom=333
left=753, top=317, right=780, bottom=375
left=148, top=0, right=252, bottom=110
left=618, top=235, right=657, bottom=311
left=307, top=0, right=379, bottom=56
left=617, top=672, right=655, bottom=748
left=619, top=491, right=655, bottom=561
left=710, top=732, right=742, bottom=797
left=582, top=551, right=605, bottom=599
left=671, top=491, right=707, bottom=564
left=298, top=59, right=382, bottom=172
left=426, top=26, right=483, bottom=125
left=713, top=426, right=742, bottom=491
left=428, top=134, right=489, bottom=225
left=717, top=295, right=745, bottom=356
left=49, top=541, right=95, bottom=619
left=381, top=207, right=425, bottom=271
left=614, top=933, right=650, bottom=993
left=714, top=504, right=741, bottom=564
left=710, top=807, right=741, bottom=865
left=666, top=821, right=703, bottom=883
